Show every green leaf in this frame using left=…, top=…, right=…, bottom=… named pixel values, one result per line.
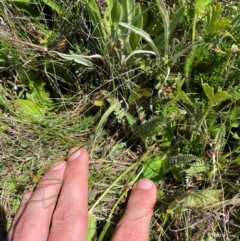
left=178, top=90, right=194, bottom=106
left=41, top=0, right=64, bottom=15
left=167, top=189, right=223, bottom=214
left=128, top=87, right=153, bottom=104
left=119, top=22, right=160, bottom=58
left=156, top=0, right=170, bottom=55
left=171, top=167, right=185, bottom=182
left=124, top=50, right=156, bottom=64
left=26, top=81, right=53, bottom=109
left=129, top=3, right=144, bottom=50
left=195, top=0, right=214, bottom=15
left=143, top=7, right=184, bottom=53
left=119, top=0, right=134, bottom=24
left=142, top=155, right=166, bottom=181
left=184, top=44, right=205, bottom=79
left=202, top=83, right=215, bottom=103
left=110, top=0, right=121, bottom=30
left=83, top=0, right=106, bottom=39
left=212, top=91, right=231, bottom=105
left=14, top=99, right=45, bottom=121
left=230, top=106, right=240, bottom=122
left=87, top=212, right=97, bottom=241
left=143, top=4, right=163, bottom=35
left=206, top=3, right=231, bottom=34
left=55, top=52, right=93, bottom=67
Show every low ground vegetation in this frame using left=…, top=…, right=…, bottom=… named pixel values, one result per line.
left=1, top=0, right=240, bottom=240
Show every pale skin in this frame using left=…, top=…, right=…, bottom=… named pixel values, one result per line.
left=6, top=148, right=157, bottom=241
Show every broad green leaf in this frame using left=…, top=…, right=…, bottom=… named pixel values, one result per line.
left=26, top=81, right=53, bottom=108
left=143, top=5, right=163, bottom=35
left=104, top=0, right=120, bottom=35
left=202, top=83, right=214, bottom=103
left=129, top=3, right=144, bottom=50
left=119, top=0, right=134, bottom=24
left=55, top=52, right=93, bottom=67
left=156, top=0, right=170, bottom=55
left=212, top=91, right=231, bottom=105
left=87, top=212, right=97, bottom=241
left=110, top=0, right=121, bottom=30
left=119, top=22, right=160, bottom=58
left=195, top=0, right=214, bottom=15
left=142, top=155, right=166, bottom=181
left=14, top=99, right=45, bottom=121
left=167, top=189, right=223, bottom=214
left=83, top=0, right=105, bottom=39
left=169, top=7, right=185, bottom=34
left=139, top=2, right=148, bottom=29
left=128, top=87, right=153, bottom=104
left=143, top=7, right=184, bottom=52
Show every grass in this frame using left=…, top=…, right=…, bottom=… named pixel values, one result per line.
left=1, top=0, right=240, bottom=240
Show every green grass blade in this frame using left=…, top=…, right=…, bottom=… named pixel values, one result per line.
left=41, top=0, right=64, bottom=15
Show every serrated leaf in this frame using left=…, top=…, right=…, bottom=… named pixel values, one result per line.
left=87, top=212, right=97, bottom=241
left=202, top=83, right=215, bottom=103
left=206, top=3, right=231, bottom=34
left=212, top=91, right=231, bottom=105
left=142, top=155, right=166, bottom=181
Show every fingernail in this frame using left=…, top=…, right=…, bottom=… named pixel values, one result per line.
left=136, top=179, right=153, bottom=190
left=68, top=148, right=81, bottom=161
left=50, top=161, right=65, bottom=170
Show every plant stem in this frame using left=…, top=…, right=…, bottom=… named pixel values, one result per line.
left=198, top=104, right=212, bottom=131
left=89, top=150, right=149, bottom=213
left=192, top=13, right=197, bottom=42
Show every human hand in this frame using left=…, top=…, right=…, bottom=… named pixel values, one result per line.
left=6, top=148, right=157, bottom=241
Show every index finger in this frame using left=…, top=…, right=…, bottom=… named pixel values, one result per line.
left=48, top=148, right=89, bottom=241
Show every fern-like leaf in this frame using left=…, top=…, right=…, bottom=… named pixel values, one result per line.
left=166, top=154, right=201, bottom=168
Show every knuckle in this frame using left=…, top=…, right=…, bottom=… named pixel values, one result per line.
left=114, top=226, right=144, bottom=241
left=52, top=204, right=86, bottom=227
left=14, top=215, right=43, bottom=238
